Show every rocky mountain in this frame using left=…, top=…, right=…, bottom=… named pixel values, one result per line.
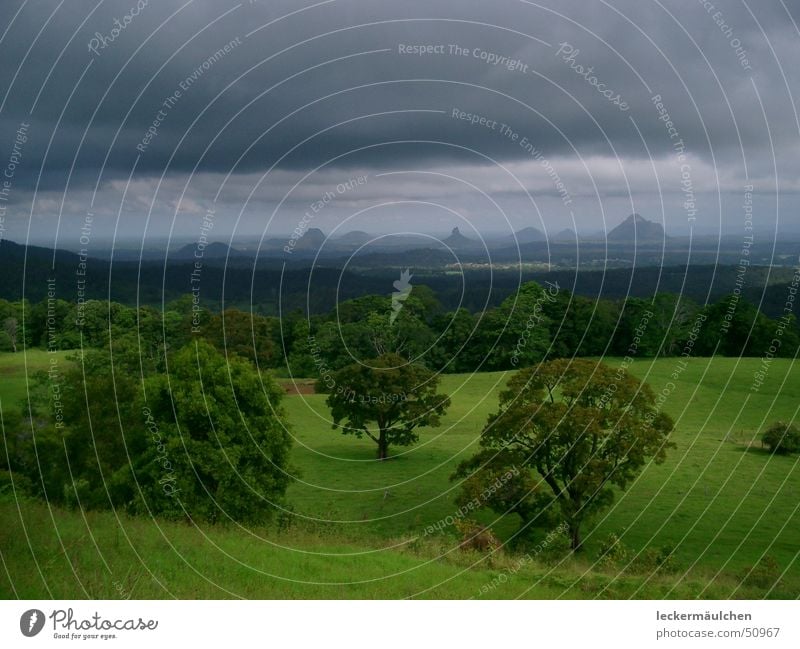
left=607, top=214, right=666, bottom=242
left=293, top=227, right=327, bottom=250
left=442, top=227, right=476, bottom=248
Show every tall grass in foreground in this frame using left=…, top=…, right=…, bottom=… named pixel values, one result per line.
left=0, top=497, right=794, bottom=599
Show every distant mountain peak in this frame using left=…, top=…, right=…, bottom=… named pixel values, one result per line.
left=511, top=226, right=546, bottom=243
left=173, top=241, right=241, bottom=259
left=301, top=227, right=325, bottom=239
left=553, top=228, right=576, bottom=240
left=295, top=227, right=326, bottom=247
left=608, top=214, right=665, bottom=241
left=443, top=226, right=474, bottom=247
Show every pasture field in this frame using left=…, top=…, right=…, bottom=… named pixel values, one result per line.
left=284, top=357, right=800, bottom=573
left=1, top=352, right=798, bottom=598
left=0, top=349, right=72, bottom=408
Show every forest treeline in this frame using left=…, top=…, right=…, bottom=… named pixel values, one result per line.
left=1, top=279, right=797, bottom=375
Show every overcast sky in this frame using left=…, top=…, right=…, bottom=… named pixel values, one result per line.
left=0, top=0, right=799, bottom=248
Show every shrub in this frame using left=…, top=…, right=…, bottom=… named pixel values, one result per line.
left=740, top=555, right=781, bottom=590
left=761, top=421, right=800, bottom=455
left=597, top=533, right=629, bottom=567
left=654, top=545, right=678, bottom=573
left=0, top=469, right=34, bottom=496
left=531, top=525, right=573, bottom=564
left=454, top=518, right=501, bottom=554
left=630, top=544, right=678, bottom=574
left=0, top=331, right=15, bottom=352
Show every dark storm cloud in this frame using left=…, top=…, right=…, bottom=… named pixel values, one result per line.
left=0, top=0, right=798, bottom=239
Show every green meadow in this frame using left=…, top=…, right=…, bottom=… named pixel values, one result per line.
left=0, top=349, right=72, bottom=408
left=1, top=352, right=798, bottom=598
left=284, top=357, right=800, bottom=571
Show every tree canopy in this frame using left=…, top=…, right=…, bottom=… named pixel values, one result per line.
left=458, top=358, right=674, bottom=549
left=326, top=353, right=451, bottom=459
left=7, top=339, right=293, bottom=523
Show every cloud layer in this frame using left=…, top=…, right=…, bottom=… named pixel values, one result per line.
left=1, top=0, right=798, bottom=245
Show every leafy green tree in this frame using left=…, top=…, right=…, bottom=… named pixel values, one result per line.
left=468, top=282, right=554, bottom=370
left=365, top=310, right=435, bottom=362
left=461, top=359, right=674, bottom=550
left=326, top=353, right=451, bottom=459
left=312, top=319, right=370, bottom=371
left=202, top=308, right=278, bottom=368
left=612, top=297, right=663, bottom=357
left=0, top=299, right=20, bottom=325
left=400, top=284, right=443, bottom=322
left=18, top=339, right=146, bottom=509
left=313, top=303, right=435, bottom=370
left=75, top=300, right=136, bottom=348
left=0, top=405, right=38, bottom=496
left=761, top=421, right=800, bottom=455
left=612, top=294, right=700, bottom=358
left=164, top=294, right=210, bottom=349
left=653, top=294, right=701, bottom=356
left=544, top=291, right=618, bottom=358
left=133, top=305, right=173, bottom=371
left=430, top=308, right=478, bottom=372
left=286, top=318, right=318, bottom=377
left=28, top=298, right=75, bottom=348
left=336, top=295, right=395, bottom=324
left=695, top=296, right=774, bottom=356
left=16, top=338, right=293, bottom=523
left=142, top=341, right=293, bottom=522
left=451, top=448, right=558, bottom=533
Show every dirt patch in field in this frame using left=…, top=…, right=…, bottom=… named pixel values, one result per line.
left=280, top=380, right=316, bottom=395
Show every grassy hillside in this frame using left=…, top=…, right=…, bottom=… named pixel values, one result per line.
left=284, top=358, right=800, bottom=574
left=1, top=353, right=798, bottom=598
left=0, top=497, right=792, bottom=599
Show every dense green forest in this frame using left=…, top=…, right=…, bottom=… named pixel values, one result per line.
left=1, top=280, right=797, bottom=373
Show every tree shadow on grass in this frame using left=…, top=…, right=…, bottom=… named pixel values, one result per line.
left=735, top=444, right=796, bottom=459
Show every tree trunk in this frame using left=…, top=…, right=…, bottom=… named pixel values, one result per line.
left=569, top=521, right=582, bottom=551
left=377, top=430, right=389, bottom=460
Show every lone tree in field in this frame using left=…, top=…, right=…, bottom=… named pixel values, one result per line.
left=761, top=421, right=800, bottom=455
left=327, top=353, right=451, bottom=460
left=460, top=359, right=674, bottom=550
